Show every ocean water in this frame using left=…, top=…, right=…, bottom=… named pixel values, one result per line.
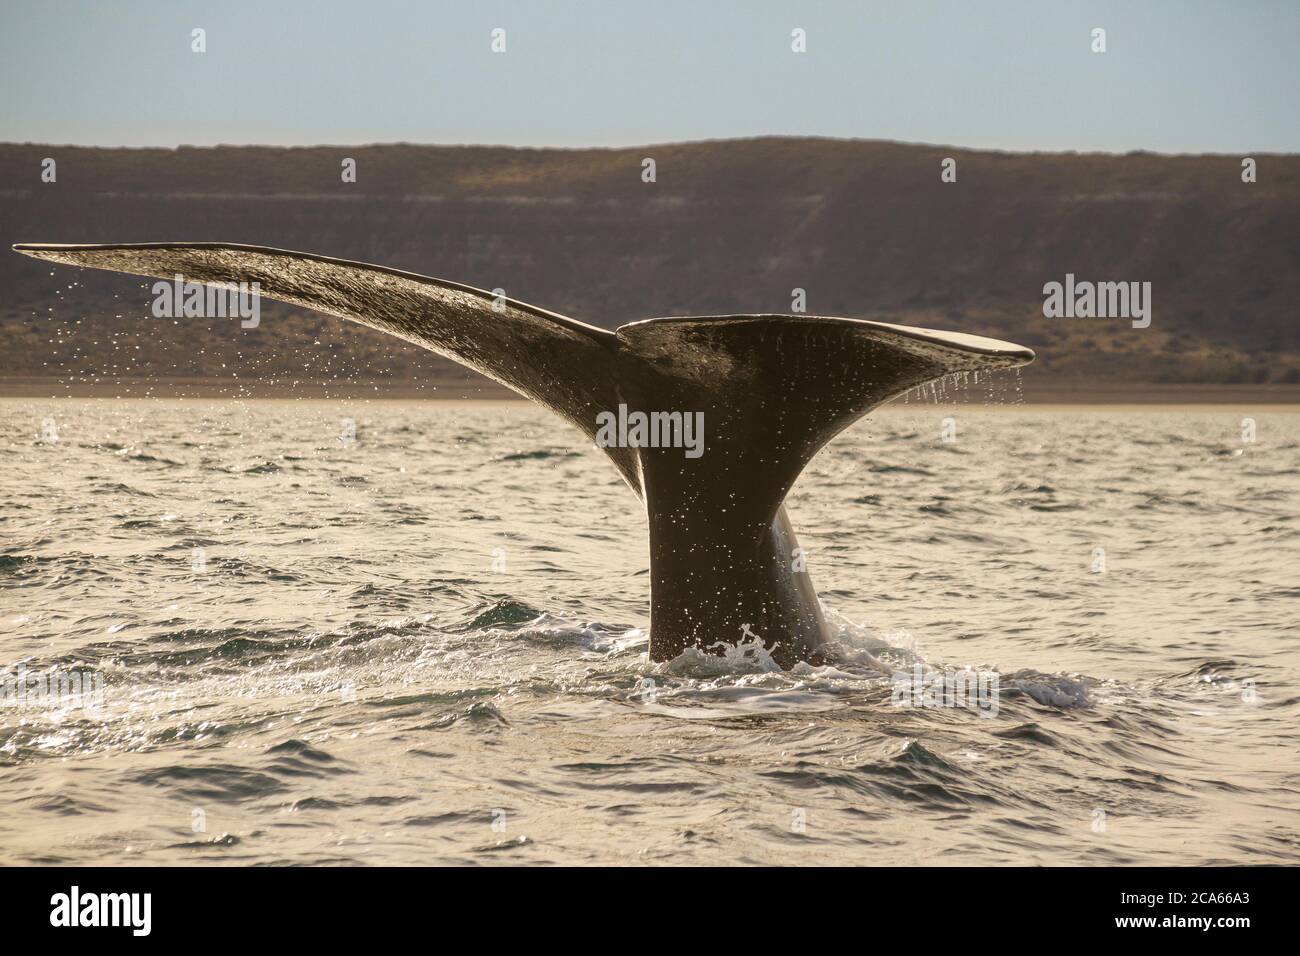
left=2, top=397, right=1298, bottom=866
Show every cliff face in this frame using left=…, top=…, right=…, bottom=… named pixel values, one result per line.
left=3, top=138, right=1298, bottom=386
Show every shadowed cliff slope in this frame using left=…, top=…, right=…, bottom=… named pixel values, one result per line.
left=3, top=138, right=1297, bottom=389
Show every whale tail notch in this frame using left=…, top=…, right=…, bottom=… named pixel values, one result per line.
left=13, top=241, right=1034, bottom=665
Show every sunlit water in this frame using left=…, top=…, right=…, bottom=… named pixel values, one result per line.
left=2, top=398, right=1298, bottom=865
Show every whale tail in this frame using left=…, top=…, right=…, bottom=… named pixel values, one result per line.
left=13, top=242, right=1034, bottom=665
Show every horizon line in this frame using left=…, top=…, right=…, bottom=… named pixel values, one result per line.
left=0, top=134, right=1294, bottom=160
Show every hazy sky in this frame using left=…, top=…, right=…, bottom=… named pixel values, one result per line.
left=1, top=0, right=1296, bottom=153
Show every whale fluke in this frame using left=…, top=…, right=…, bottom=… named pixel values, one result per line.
left=13, top=242, right=642, bottom=486
left=13, top=241, right=1034, bottom=666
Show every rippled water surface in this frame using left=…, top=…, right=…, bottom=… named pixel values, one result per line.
left=2, top=398, right=1298, bottom=865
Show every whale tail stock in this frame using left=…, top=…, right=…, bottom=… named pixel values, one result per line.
left=13, top=242, right=1034, bottom=666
